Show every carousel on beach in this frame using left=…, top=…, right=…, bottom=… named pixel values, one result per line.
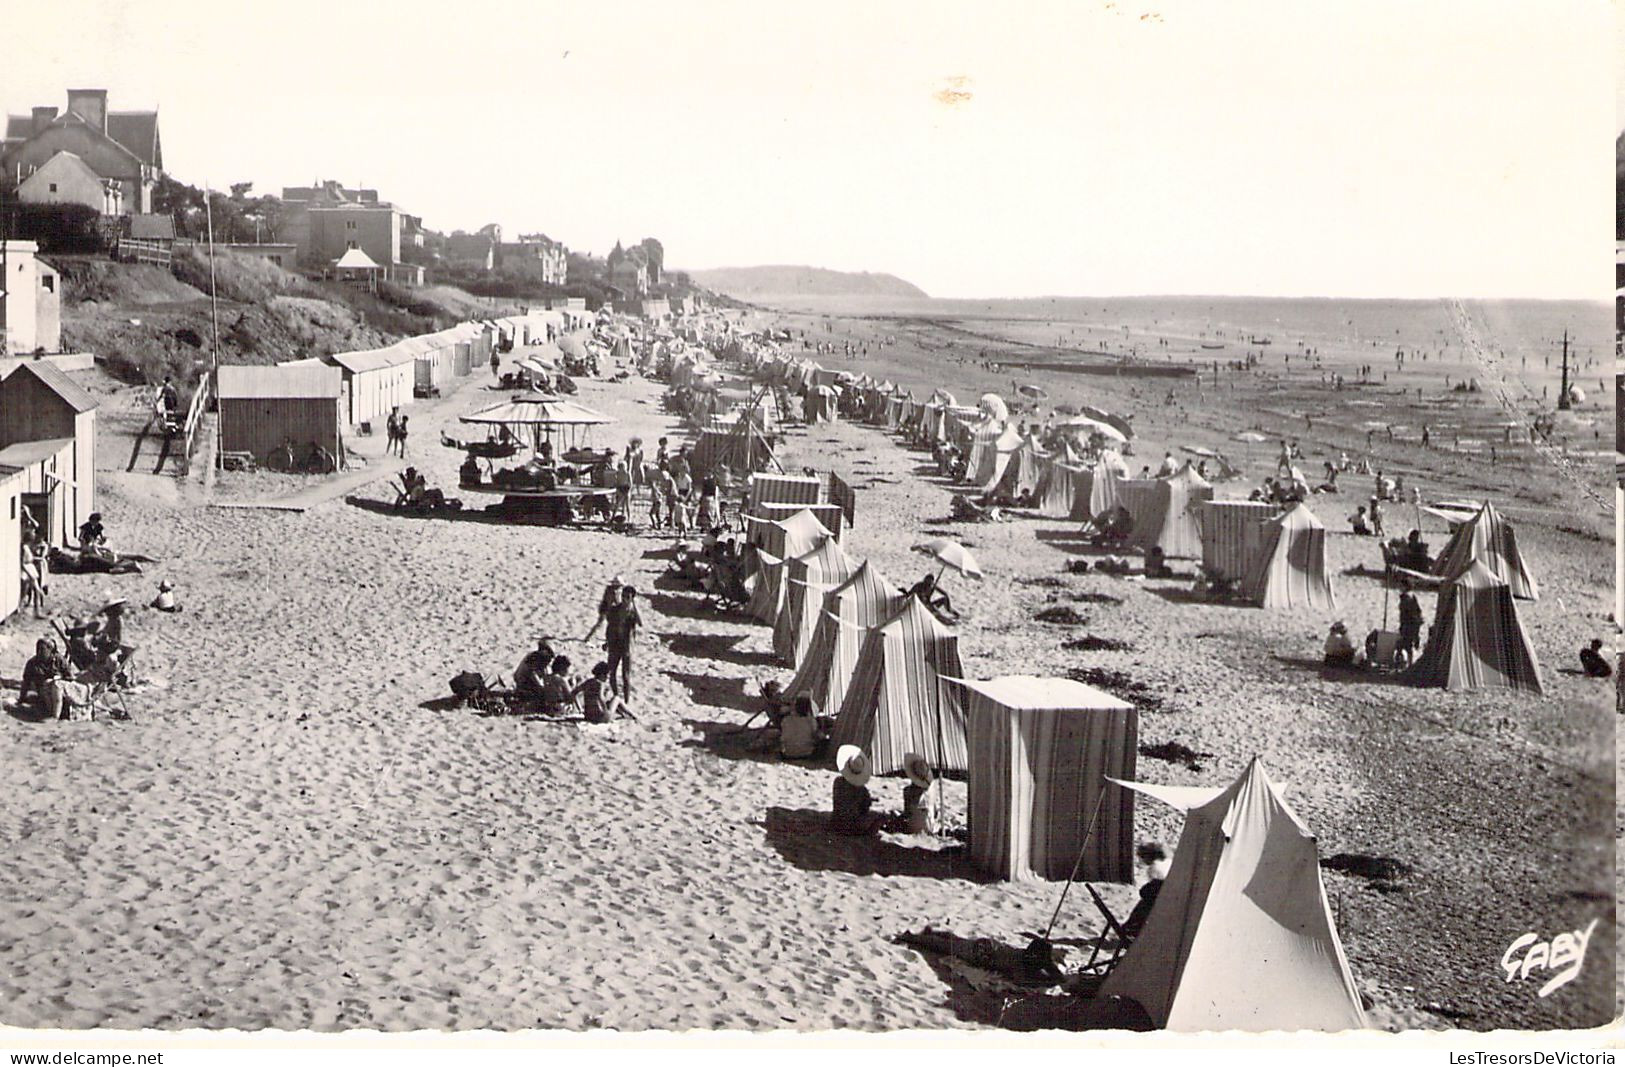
left=451, top=394, right=621, bottom=524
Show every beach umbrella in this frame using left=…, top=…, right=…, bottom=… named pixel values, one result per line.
left=1181, top=445, right=1220, bottom=459
left=979, top=393, right=1010, bottom=422
left=1016, top=384, right=1049, bottom=401
left=461, top=394, right=615, bottom=450
left=1057, top=416, right=1127, bottom=443
left=1232, top=431, right=1269, bottom=444
left=913, top=538, right=984, bottom=581
left=931, top=389, right=958, bottom=407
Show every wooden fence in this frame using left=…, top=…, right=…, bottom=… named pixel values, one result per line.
left=180, top=372, right=213, bottom=475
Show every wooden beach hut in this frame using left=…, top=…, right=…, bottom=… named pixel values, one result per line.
left=328, top=345, right=414, bottom=429
left=0, top=360, right=97, bottom=546
left=0, top=464, right=24, bottom=621
left=217, top=364, right=344, bottom=468
left=961, top=676, right=1137, bottom=883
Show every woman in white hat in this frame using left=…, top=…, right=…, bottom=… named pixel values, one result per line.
left=900, top=753, right=943, bottom=835
left=830, top=744, right=879, bottom=836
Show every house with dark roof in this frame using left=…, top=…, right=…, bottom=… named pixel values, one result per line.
left=2, top=90, right=162, bottom=215
left=0, top=359, right=98, bottom=546
left=16, top=150, right=123, bottom=214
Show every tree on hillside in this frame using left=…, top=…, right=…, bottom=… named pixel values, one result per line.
left=639, top=237, right=664, bottom=284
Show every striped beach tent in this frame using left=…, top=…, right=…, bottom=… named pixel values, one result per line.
left=1198, top=500, right=1277, bottom=582
left=831, top=595, right=968, bottom=775
left=772, top=537, right=858, bottom=665
left=1039, top=462, right=1092, bottom=519
left=750, top=501, right=845, bottom=540
left=1126, top=464, right=1213, bottom=559
left=973, top=424, right=1024, bottom=489
left=782, top=561, right=906, bottom=715
left=1407, top=559, right=1543, bottom=694
left=961, top=419, right=1005, bottom=483
left=988, top=435, right=1048, bottom=500
left=960, top=676, right=1137, bottom=883
left=1100, top=759, right=1368, bottom=1031
left=749, top=472, right=822, bottom=515
left=1240, top=502, right=1336, bottom=610
left=746, top=506, right=833, bottom=558
left=1430, top=501, right=1538, bottom=600
left=744, top=549, right=784, bottom=623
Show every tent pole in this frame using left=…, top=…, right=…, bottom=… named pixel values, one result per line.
left=1042, top=787, right=1109, bottom=941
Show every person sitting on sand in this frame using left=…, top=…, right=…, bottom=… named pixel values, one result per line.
left=92, top=596, right=135, bottom=680
left=1348, top=506, right=1371, bottom=536
left=1401, top=529, right=1430, bottom=571
left=1323, top=621, right=1357, bottom=667
left=149, top=579, right=181, bottom=614
left=79, top=512, right=115, bottom=565
left=899, top=753, right=944, bottom=835
left=1144, top=545, right=1174, bottom=579
left=779, top=695, right=823, bottom=759
left=1579, top=639, right=1613, bottom=678
left=1123, top=843, right=1172, bottom=941
left=537, top=655, right=577, bottom=716
left=909, top=572, right=958, bottom=621
left=1155, top=452, right=1177, bottom=478
left=19, top=638, right=70, bottom=718
left=459, top=454, right=483, bottom=487
left=573, top=661, right=626, bottom=724
left=831, top=745, right=882, bottom=836
left=513, top=637, right=557, bottom=707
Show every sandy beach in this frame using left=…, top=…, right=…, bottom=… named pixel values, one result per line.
left=0, top=297, right=1613, bottom=1033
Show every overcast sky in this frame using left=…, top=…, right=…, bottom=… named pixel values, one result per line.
left=5, top=0, right=1611, bottom=299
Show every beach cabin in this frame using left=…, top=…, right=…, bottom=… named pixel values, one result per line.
left=0, top=464, right=25, bottom=621
left=217, top=364, right=343, bottom=467
left=0, top=360, right=97, bottom=546
left=962, top=675, right=1138, bottom=883
left=327, top=345, right=414, bottom=429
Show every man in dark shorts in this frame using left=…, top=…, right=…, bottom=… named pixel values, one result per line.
left=602, top=585, right=642, bottom=699
left=1396, top=583, right=1423, bottom=667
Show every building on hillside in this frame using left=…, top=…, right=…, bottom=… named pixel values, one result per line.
left=217, top=364, right=344, bottom=467
left=445, top=231, right=497, bottom=271
left=498, top=233, right=568, bottom=285
left=220, top=243, right=300, bottom=269
left=306, top=203, right=421, bottom=285
left=16, top=151, right=123, bottom=214
left=2, top=90, right=162, bottom=215
left=0, top=241, right=62, bottom=355
left=606, top=241, right=649, bottom=296
left=279, top=180, right=382, bottom=268
left=116, top=213, right=176, bottom=266
left=0, top=359, right=97, bottom=546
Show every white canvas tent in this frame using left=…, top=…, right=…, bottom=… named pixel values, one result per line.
left=1099, top=758, right=1368, bottom=1032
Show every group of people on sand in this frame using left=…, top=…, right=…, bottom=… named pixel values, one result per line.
left=507, top=577, right=643, bottom=722
left=1321, top=581, right=1426, bottom=671
left=16, top=582, right=177, bottom=721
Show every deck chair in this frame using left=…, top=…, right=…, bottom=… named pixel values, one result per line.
left=1078, top=883, right=1135, bottom=977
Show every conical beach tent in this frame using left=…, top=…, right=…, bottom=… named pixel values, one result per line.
left=782, top=561, right=905, bottom=714
left=1241, top=502, right=1336, bottom=610
left=1430, top=501, right=1538, bottom=600
left=831, top=595, right=968, bottom=775
left=772, top=537, right=857, bottom=665
left=988, top=435, right=1048, bottom=500
left=1407, top=559, right=1543, bottom=694
left=1126, top=464, right=1213, bottom=559
left=1198, top=500, right=1277, bottom=583
left=961, top=676, right=1138, bottom=883
left=1099, top=758, right=1368, bottom=1032
left=962, top=420, right=1007, bottom=485
left=1039, top=462, right=1093, bottom=520
left=976, top=424, right=1025, bottom=492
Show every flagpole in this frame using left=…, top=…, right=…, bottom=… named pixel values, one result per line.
left=205, top=183, right=222, bottom=467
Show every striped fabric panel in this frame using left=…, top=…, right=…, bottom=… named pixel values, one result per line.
left=1200, top=501, right=1276, bottom=581
left=831, top=598, right=969, bottom=776
left=1409, top=563, right=1543, bottom=693
left=746, top=552, right=787, bottom=624
left=1015, top=446, right=1047, bottom=498
left=1241, top=506, right=1335, bottom=610
left=771, top=537, right=856, bottom=663
left=750, top=473, right=822, bottom=512
left=965, top=692, right=1137, bottom=882
left=1088, top=462, right=1122, bottom=517
left=783, top=564, right=906, bottom=713
left=1432, top=503, right=1539, bottom=600
left=746, top=509, right=833, bottom=558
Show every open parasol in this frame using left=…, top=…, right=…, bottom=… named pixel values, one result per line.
left=461, top=394, right=615, bottom=451
left=1016, top=384, right=1049, bottom=401
left=913, top=538, right=984, bottom=581
left=1056, top=416, right=1127, bottom=443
